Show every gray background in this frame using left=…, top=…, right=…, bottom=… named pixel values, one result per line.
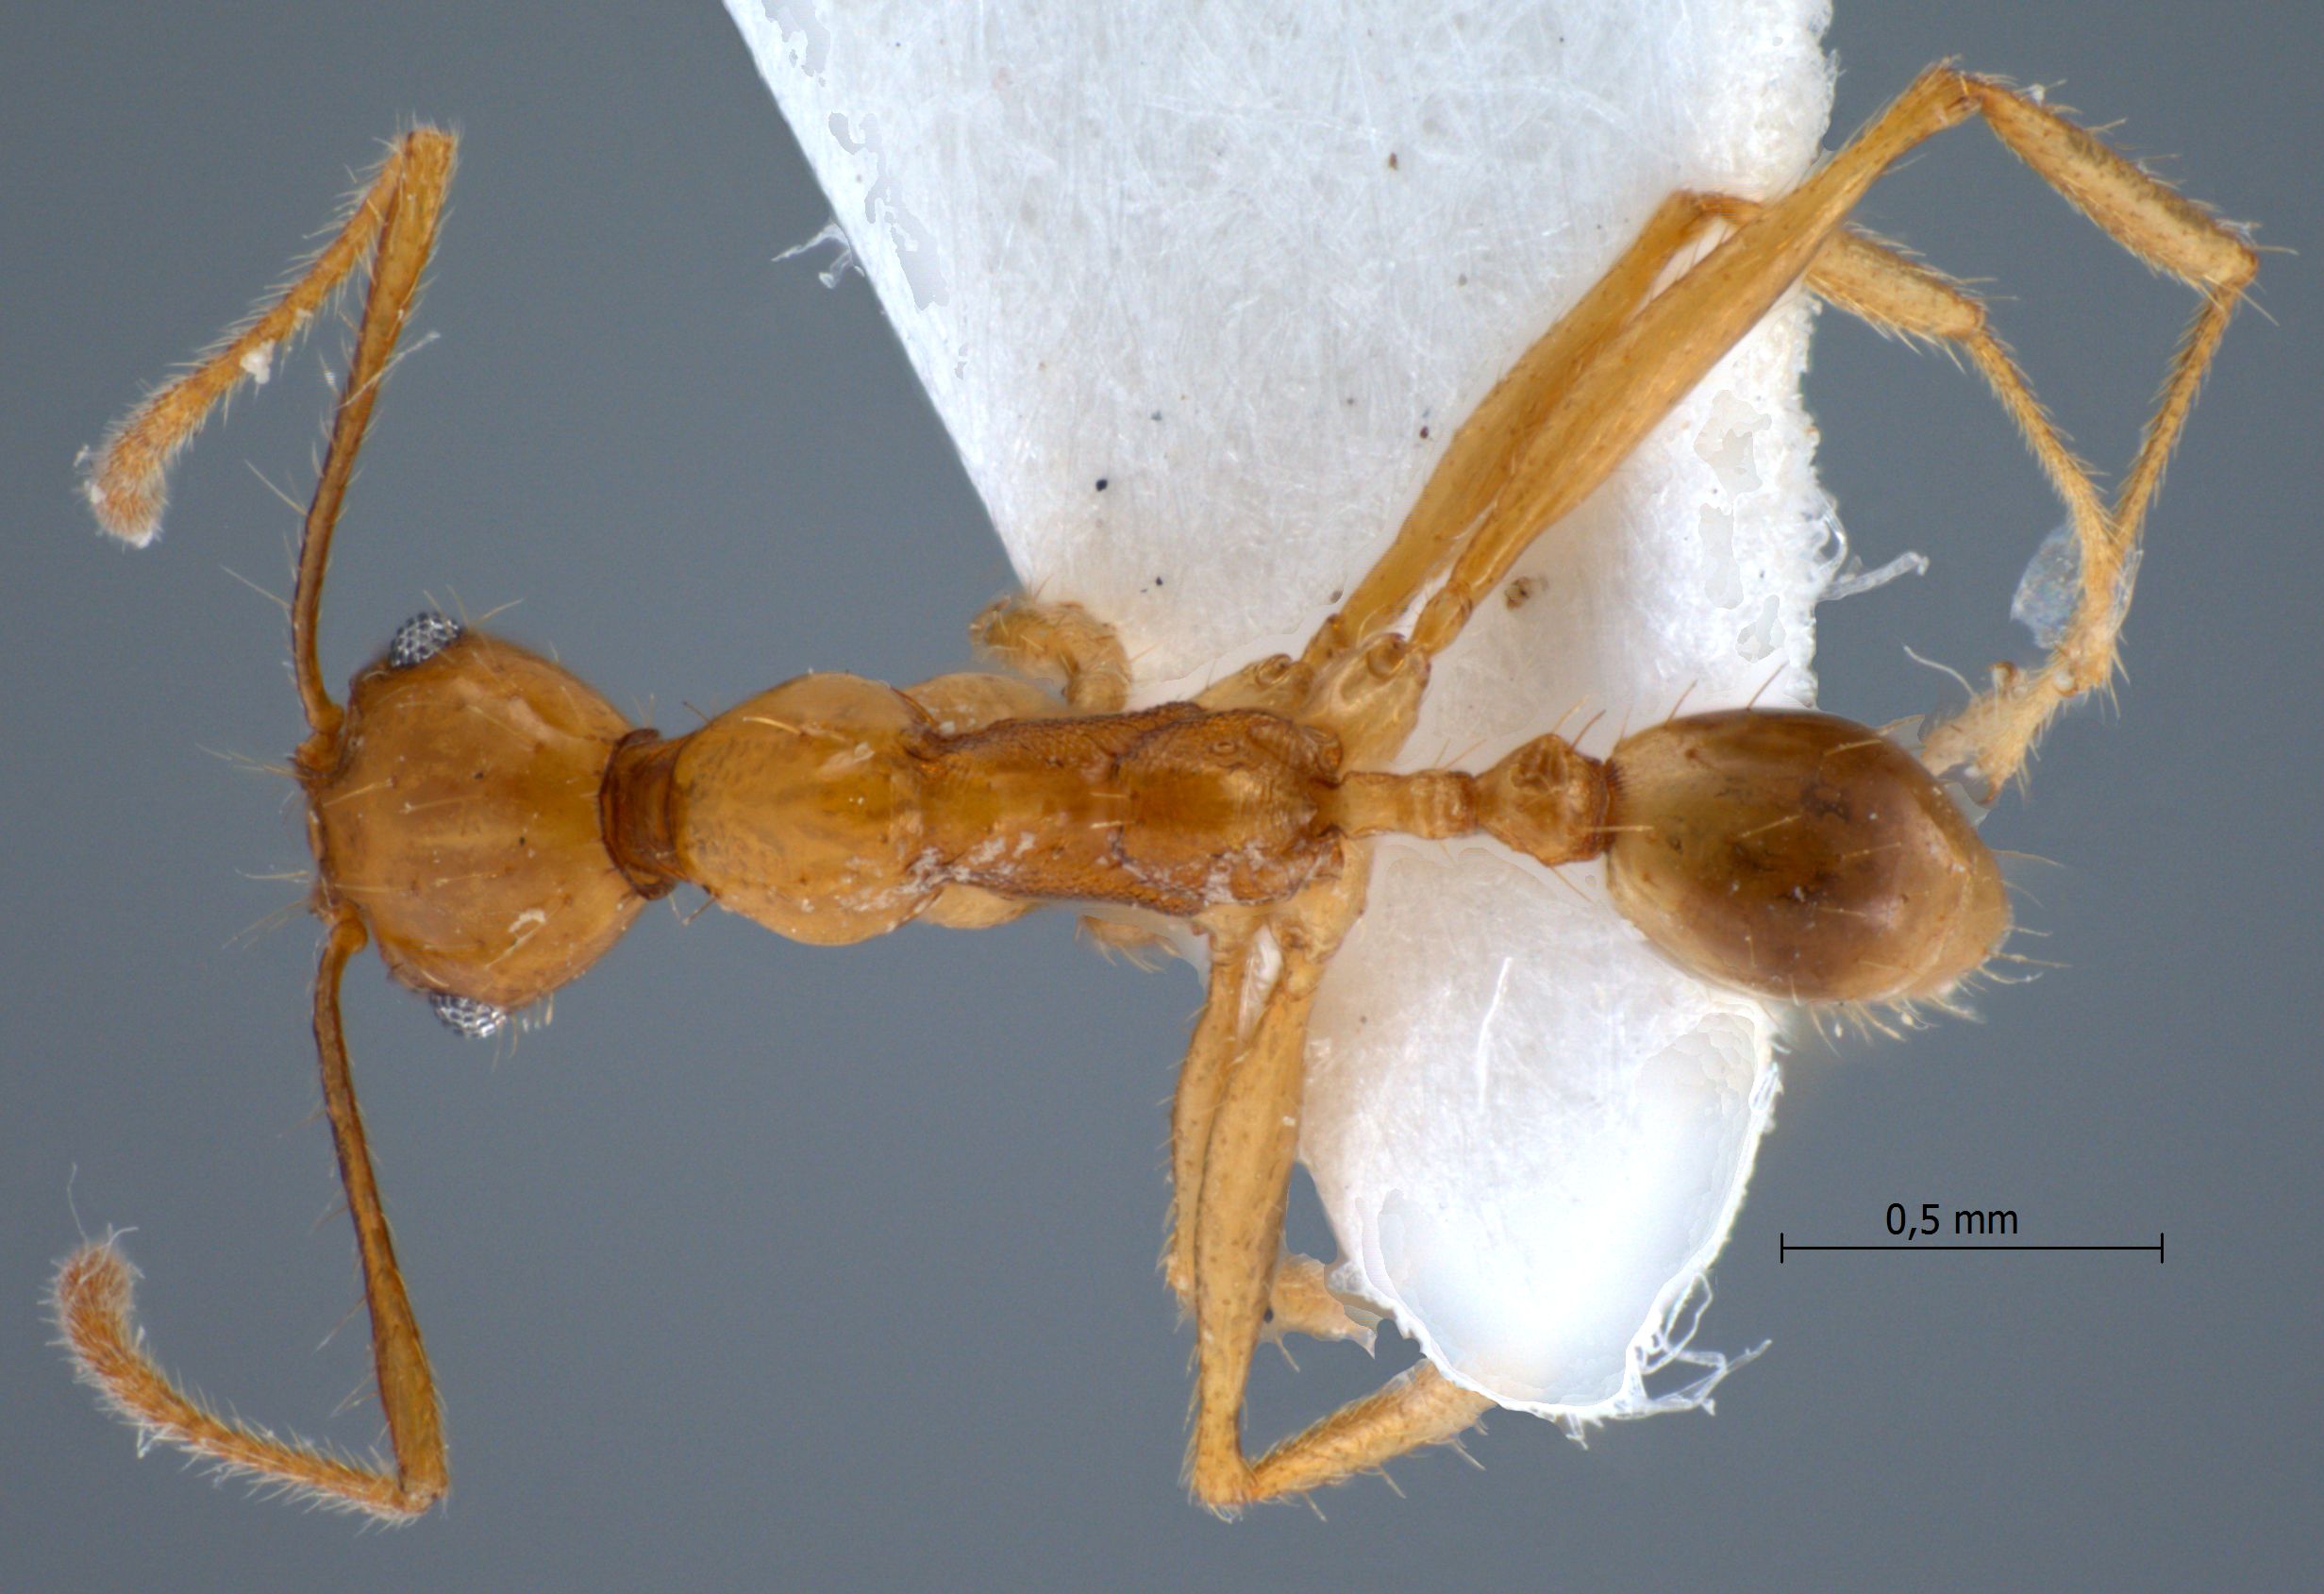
left=4, top=5, right=2316, bottom=1590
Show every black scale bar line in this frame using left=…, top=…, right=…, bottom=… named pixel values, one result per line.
left=1778, top=1233, right=2165, bottom=1263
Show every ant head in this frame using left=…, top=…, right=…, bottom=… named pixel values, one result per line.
left=1602, top=709, right=2009, bottom=1006
left=80, top=130, right=663, bottom=1042
left=297, top=614, right=652, bottom=1031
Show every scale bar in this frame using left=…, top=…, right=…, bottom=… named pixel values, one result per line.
left=1779, top=1233, right=2164, bottom=1263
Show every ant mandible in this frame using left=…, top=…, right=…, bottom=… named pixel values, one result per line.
left=59, top=65, right=2252, bottom=1518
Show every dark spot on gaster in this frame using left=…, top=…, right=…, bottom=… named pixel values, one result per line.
left=1329, top=589, right=1344, bottom=602
left=1387, top=152, right=1399, bottom=170
left=1156, top=576, right=1165, bottom=586
left=1150, top=410, right=1162, bottom=422
left=473, top=769, right=485, bottom=781
left=1419, top=425, right=1430, bottom=440
left=1457, top=274, right=1468, bottom=287
left=1095, top=478, right=1109, bottom=491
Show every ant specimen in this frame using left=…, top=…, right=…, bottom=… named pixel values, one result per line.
left=59, top=66, right=2251, bottom=1518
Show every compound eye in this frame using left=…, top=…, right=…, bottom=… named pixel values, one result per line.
left=388, top=612, right=463, bottom=669
left=428, top=991, right=508, bottom=1039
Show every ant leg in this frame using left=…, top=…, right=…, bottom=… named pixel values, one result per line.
left=1078, top=914, right=1179, bottom=969
left=1258, top=1254, right=1378, bottom=1350
left=1292, top=635, right=1430, bottom=763
left=1703, top=192, right=2249, bottom=791
left=1165, top=914, right=1259, bottom=1310
left=1754, top=220, right=2114, bottom=789
left=969, top=596, right=1131, bottom=712
left=1164, top=914, right=1371, bottom=1345
left=1185, top=873, right=1372, bottom=1510
left=1902, top=102, right=2256, bottom=786
left=55, top=912, right=448, bottom=1519
left=1399, top=68, right=2253, bottom=708
left=905, top=669, right=1062, bottom=733
left=1712, top=200, right=2111, bottom=568
left=1294, top=192, right=1731, bottom=686
left=917, top=884, right=1037, bottom=931
left=1184, top=938, right=1326, bottom=1507
left=1244, top=1363, right=1495, bottom=1503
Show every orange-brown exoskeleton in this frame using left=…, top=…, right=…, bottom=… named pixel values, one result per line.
left=58, top=64, right=2252, bottom=1518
